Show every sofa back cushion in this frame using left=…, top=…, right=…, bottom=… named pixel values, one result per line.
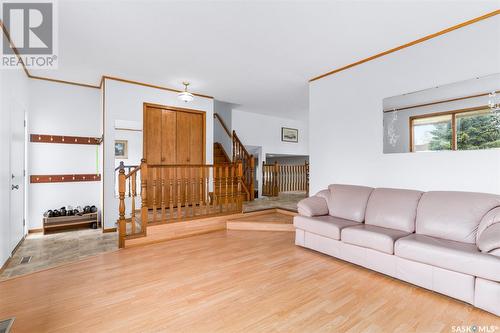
left=327, top=184, right=373, bottom=222
left=365, top=188, right=423, bottom=232
left=416, top=191, right=500, bottom=244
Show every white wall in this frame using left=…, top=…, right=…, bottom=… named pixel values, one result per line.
left=309, top=16, right=500, bottom=194
left=0, top=67, right=29, bottom=267
left=27, top=80, right=101, bottom=229
left=232, top=110, right=309, bottom=195
left=103, top=78, right=214, bottom=229
left=214, top=100, right=233, bottom=157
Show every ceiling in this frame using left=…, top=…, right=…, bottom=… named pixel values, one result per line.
left=30, top=0, right=499, bottom=120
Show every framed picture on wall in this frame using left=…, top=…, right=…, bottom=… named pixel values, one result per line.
left=115, top=140, right=128, bottom=159
left=281, top=127, right=298, bottom=143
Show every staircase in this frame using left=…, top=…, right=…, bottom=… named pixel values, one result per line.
left=213, top=113, right=255, bottom=201
left=214, top=142, right=231, bottom=164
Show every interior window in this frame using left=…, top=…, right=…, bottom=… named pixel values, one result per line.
left=411, top=115, right=452, bottom=152
left=456, top=108, right=500, bottom=150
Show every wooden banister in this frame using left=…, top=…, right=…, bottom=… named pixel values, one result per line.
left=232, top=130, right=255, bottom=200
left=262, top=161, right=309, bottom=197
left=214, top=113, right=232, bottom=138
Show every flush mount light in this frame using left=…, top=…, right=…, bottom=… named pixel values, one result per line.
left=177, top=82, right=194, bottom=103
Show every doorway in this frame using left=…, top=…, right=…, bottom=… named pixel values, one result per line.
left=9, top=102, right=26, bottom=252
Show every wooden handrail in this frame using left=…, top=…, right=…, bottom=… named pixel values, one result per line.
left=214, top=113, right=232, bottom=138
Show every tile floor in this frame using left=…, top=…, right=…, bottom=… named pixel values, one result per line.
left=1, top=191, right=305, bottom=280
left=0, top=229, right=118, bottom=281
left=243, top=191, right=306, bottom=212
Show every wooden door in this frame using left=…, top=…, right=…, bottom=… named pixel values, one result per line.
left=189, top=113, right=204, bottom=164
left=144, top=104, right=205, bottom=209
left=161, top=110, right=177, bottom=163
left=175, top=112, right=204, bottom=164
left=144, top=106, right=163, bottom=165
left=176, top=112, right=192, bottom=164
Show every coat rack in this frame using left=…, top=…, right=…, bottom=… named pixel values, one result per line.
left=30, top=174, right=101, bottom=183
left=30, top=133, right=103, bottom=184
left=30, top=134, right=102, bottom=145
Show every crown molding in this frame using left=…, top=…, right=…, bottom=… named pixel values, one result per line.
left=309, top=9, right=500, bottom=82
left=0, top=20, right=214, bottom=99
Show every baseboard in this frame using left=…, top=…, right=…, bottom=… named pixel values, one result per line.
left=103, top=227, right=117, bottom=233
left=28, top=228, right=43, bottom=233
left=0, top=256, right=12, bottom=275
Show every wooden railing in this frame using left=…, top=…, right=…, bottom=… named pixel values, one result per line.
left=214, top=113, right=232, bottom=138
left=115, top=162, right=140, bottom=197
left=232, top=130, right=255, bottom=200
left=262, top=161, right=309, bottom=197
left=118, top=160, right=244, bottom=248
left=213, top=113, right=255, bottom=201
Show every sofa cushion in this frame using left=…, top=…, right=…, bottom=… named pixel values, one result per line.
left=341, top=225, right=410, bottom=254
left=416, top=191, right=500, bottom=244
left=293, top=215, right=359, bottom=240
left=365, top=188, right=423, bottom=232
left=297, top=195, right=329, bottom=217
left=327, top=184, right=373, bottom=222
left=477, top=206, right=500, bottom=243
left=477, top=223, right=500, bottom=253
left=395, top=234, right=500, bottom=282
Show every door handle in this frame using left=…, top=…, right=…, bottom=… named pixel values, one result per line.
left=11, top=185, right=19, bottom=190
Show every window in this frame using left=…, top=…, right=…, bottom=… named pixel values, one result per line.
left=410, top=106, right=499, bottom=152
left=456, top=109, right=500, bottom=150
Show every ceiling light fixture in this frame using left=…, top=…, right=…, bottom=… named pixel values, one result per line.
left=177, top=82, right=194, bottom=103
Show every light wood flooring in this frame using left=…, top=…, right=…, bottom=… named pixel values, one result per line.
left=0, top=230, right=498, bottom=332
left=227, top=210, right=295, bottom=231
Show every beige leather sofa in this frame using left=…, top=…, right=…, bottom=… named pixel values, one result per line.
left=294, top=184, right=500, bottom=316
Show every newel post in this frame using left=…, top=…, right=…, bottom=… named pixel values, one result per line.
left=237, top=161, right=243, bottom=212
left=274, top=161, right=279, bottom=197
left=118, top=165, right=126, bottom=248
left=140, top=159, right=148, bottom=236
left=249, top=156, right=255, bottom=200
left=305, top=160, right=310, bottom=196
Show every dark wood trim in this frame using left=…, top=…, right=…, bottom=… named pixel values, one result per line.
left=409, top=105, right=487, bottom=120
left=30, top=134, right=102, bottom=145
left=103, top=227, right=117, bottom=233
left=28, top=228, right=43, bottom=233
left=104, top=76, right=213, bottom=99
left=383, top=90, right=500, bottom=113
left=30, top=174, right=101, bottom=183
left=0, top=20, right=213, bottom=97
left=0, top=19, right=29, bottom=77
left=409, top=105, right=489, bottom=152
left=101, top=79, right=106, bottom=232
left=143, top=102, right=207, bottom=164
left=310, top=10, right=500, bottom=82
left=29, top=75, right=100, bottom=89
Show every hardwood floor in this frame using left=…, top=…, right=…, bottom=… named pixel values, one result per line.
left=0, top=230, right=497, bottom=332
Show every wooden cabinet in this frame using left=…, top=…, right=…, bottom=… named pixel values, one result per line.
left=144, top=104, right=205, bottom=165
left=143, top=104, right=206, bottom=207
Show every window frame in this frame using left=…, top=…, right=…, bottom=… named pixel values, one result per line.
left=409, top=105, right=490, bottom=152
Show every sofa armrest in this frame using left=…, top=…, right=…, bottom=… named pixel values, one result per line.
left=477, top=223, right=500, bottom=254
left=297, top=190, right=329, bottom=217
left=478, top=206, right=500, bottom=241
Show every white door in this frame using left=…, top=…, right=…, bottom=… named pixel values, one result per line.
left=10, top=103, right=25, bottom=251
